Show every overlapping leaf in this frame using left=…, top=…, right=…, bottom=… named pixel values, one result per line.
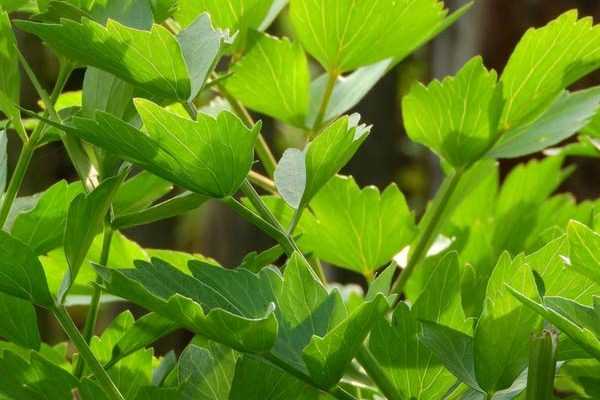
left=567, top=220, right=600, bottom=285
left=224, top=31, right=310, bottom=126
left=17, top=14, right=227, bottom=102
left=0, top=11, right=22, bottom=131
left=97, top=253, right=386, bottom=388
left=500, top=10, right=600, bottom=130
left=402, top=57, right=503, bottom=167
left=369, top=253, right=470, bottom=399
left=298, top=175, right=416, bottom=277
left=68, top=99, right=259, bottom=197
left=289, top=0, right=468, bottom=73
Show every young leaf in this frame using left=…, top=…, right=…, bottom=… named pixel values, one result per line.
left=223, top=31, right=310, bottom=127
left=289, top=0, right=464, bottom=73
left=0, top=294, right=41, bottom=350
left=275, top=115, right=370, bottom=209
left=0, top=231, right=53, bottom=307
left=16, top=18, right=191, bottom=101
left=500, top=10, right=600, bottom=130
left=402, top=56, right=503, bottom=167
left=488, top=87, right=600, bottom=158
left=568, top=220, right=600, bottom=285
left=474, top=253, right=542, bottom=392
left=370, top=252, right=471, bottom=399
left=59, top=174, right=123, bottom=301
left=299, top=175, right=416, bottom=277
left=69, top=100, right=259, bottom=198
left=11, top=180, right=83, bottom=255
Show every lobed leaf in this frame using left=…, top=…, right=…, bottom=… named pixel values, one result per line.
left=69, top=99, right=259, bottom=198
left=567, top=220, right=600, bottom=285
left=402, top=56, right=503, bottom=168
left=224, top=31, right=310, bottom=126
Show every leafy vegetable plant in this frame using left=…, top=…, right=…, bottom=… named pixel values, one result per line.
left=0, top=1, right=600, bottom=399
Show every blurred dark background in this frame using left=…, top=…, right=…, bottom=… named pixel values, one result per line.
left=7, top=0, right=600, bottom=343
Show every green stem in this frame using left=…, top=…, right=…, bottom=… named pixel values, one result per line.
left=248, top=170, right=276, bottom=194
left=52, top=305, right=124, bottom=400
left=355, top=346, right=402, bottom=400
left=311, top=71, right=338, bottom=136
left=217, top=83, right=277, bottom=177
left=74, top=225, right=114, bottom=378
left=0, top=59, right=72, bottom=227
left=526, top=329, right=557, bottom=400
left=239, top=179, right=326, bottom=282
left=0, top=140, right=34, bottom=227
left=390, top=167, right=465, bottom=297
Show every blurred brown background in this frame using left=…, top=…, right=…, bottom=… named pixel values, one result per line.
left=8, top=0, right=600, bottom=342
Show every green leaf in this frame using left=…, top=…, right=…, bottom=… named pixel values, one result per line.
left=289, top=0, right=465, bottom=73
left=0, top=294, right=41, bottom=350
left=223, top=31, right=310, bottom=126
left=526, top=235, right=599, bottom=304
left=499, top=10, right=600, bottom=130
left=0, top=11, right=22, bottom=131
left=568, top=220, right=600, bottom=285
left=488, top=87, right=600, bottom=158
left=11, top=180, right=83, bottom=255
left=177, top=13, right=230, bottom=102
left=112, top=171, right=173, bottom=216
left=230, top=355, right=333, bottom=400
left=41, top=230, right=148, bottom=297
left=0, top=132, right=6, bottom=194
left=298, top=175, right=416, bottom=276
left=149, top=0, right=177, bottom=23
left=370, top=252, right=470, bottom=399
left=88, top=311, right=153, bottom=399
left=174, top=0, right=275, bottom=49
left=109, top=312, right=178, bottom=367
left=177, top=343, right=238, bottom=399
left=275, top=115, right=370, bottom=209
left=508, top=288, right=600, bottom=361
left=0, top=231, right=53, bottom=306
left=112, top=191, right=208, bottom=229
left=89, top=0, right=153, bottom=29
left=402, top=56, right=503, bottom=167
left=0, top=350, right=78, bottom=400
left=59, top=174, right=123, bottom=302
left=418, top=320, right=481, bottom=392
left=70, top=99, right=259, bottom=197
left=16, top=18, right=191, bottom=101
left=474, top=252, right=542, bottom=392
left=303, top=293, right=387, bottom=388
left=96, top=258, right=279, bottom=353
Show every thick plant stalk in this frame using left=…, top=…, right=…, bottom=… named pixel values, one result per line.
left=52, top=305, right=124, bottom=400
left=390, top=167, right=465, bottom=296
left=73, top=224, right=114, bottom=378
left=526, top=329, right=558, bottom=400
left=311, top=71, right=339, bottom=135
left=0, top=60, right=71, bottom=227
left=355, top=346, right=403, bottom=399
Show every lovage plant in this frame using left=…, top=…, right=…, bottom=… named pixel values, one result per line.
left=1, top=0, right=600, bottom=399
